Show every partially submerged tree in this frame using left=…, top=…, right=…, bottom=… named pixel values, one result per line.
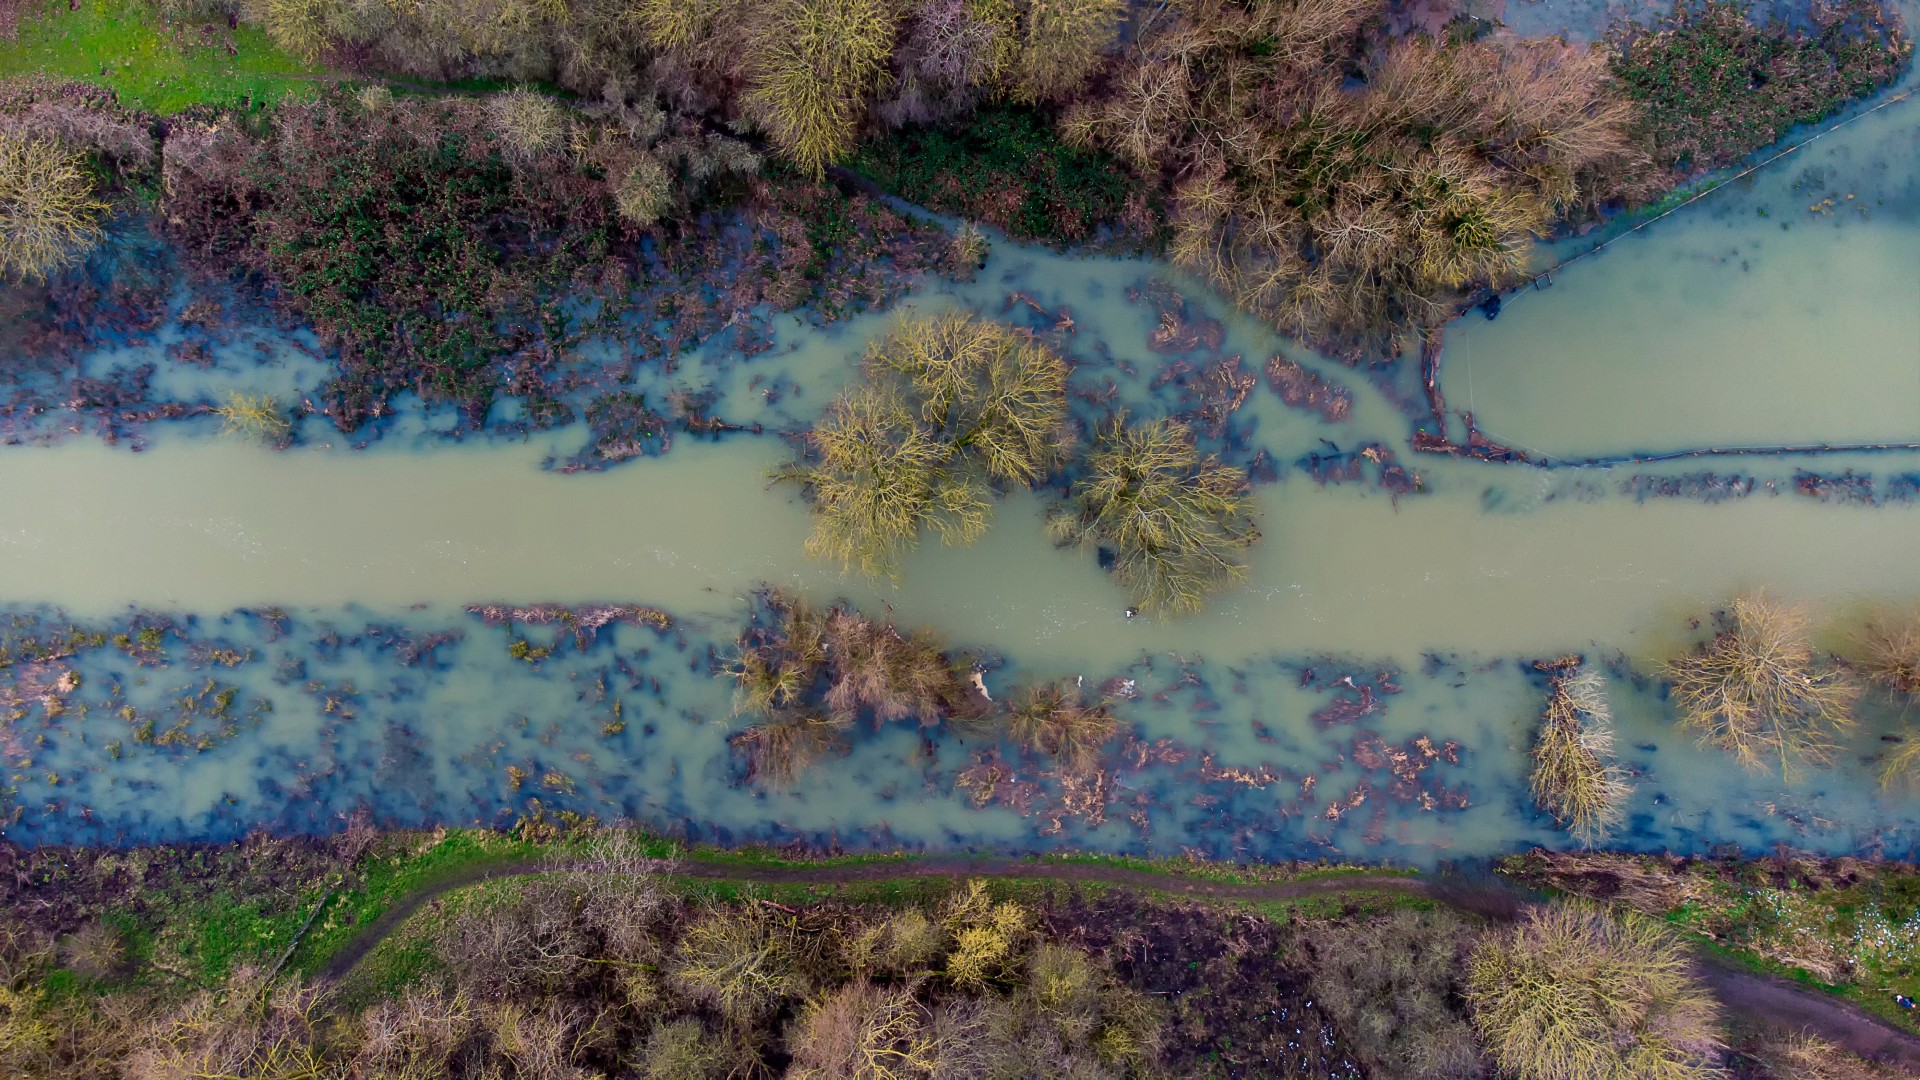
left=0, top=133, right=108, bottom=284
left=1046, top=416, right=1258, bottom=615
left=1856, top=607, right=1920, bottom=789
left=1005, top=679, right=1116, bottom=775
left=1854, top=608, right=1920, bottom=697
left=1530, top=663, right=1631, bottom=845
left=1662, top=593, right=1859, bottom=778
left=783, top=312, right=1072, bottom=578
left=1466, top=901, right=1721, bottom=1080
left=722, top=589, right=979, bottom=783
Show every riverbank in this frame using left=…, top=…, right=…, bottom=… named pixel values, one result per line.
left=2, top=826, right=1916, bottom=1076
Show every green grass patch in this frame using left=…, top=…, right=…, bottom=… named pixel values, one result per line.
left=285, top=829, right=575, bottom=975
left=0, top=0, right=322, bottom=112
left=1033, top=851, right=1416, bottom=886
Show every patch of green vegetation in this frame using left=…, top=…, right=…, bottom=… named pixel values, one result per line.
left=288, top=829, right=576, bottom=974
left=1612, top=0, right=1913, bottom=171
left=850, top=106, right=1150, bottom=248
left=1036, top=851, right=1415, bottom=886
left=0, top=0, right=323, bottom=112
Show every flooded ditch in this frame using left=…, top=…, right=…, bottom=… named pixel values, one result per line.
left=1, top=66, right=1918, bottom=866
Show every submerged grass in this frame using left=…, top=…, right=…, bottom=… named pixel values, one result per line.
left=0, top=0, right=321, bottom=112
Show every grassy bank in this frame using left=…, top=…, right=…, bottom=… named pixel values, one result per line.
left=1503, top=849, right=1920, bottom=1035
left=0, top=0, right=319, bottom=112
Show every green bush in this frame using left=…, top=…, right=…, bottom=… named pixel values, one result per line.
left=1612, top=0, right=1913, bottom=171
left=852, top=106, right=1147, bottom=247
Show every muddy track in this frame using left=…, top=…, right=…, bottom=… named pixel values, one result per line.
left=313, top=856, right=1920, bottom=1073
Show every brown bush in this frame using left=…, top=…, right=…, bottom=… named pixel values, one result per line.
left=1663, top=593, right=1859, bottom=778
left=1299, top=909, right=1487, bottom=1079
left=1466, top=901, right=1720, bottom=1080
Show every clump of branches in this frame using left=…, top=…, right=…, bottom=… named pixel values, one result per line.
left=745, top=0, right=901, bottom=178
left=1856, top=607, right=1920, bottom=789
left=0, top=132, right=107, bottom=284
left=1004, top=679, right=1117, bottom=775
left=1466, top=901, right=1721, bottom=1080
left=1854, top=608, right=1920, bottom=697
left=782, top=312, right=1072, bottom=578
left=1662, top=593, right=1859, bottom=778
left=1297, top=908, right=1486, bottom=1080
left=1046, top=416, right=1258, bottom=616
left=213, top=390, right=293, bottom=445
left=1064, top=0, right=1645, bottom=351
left=1530, top=662, right=1631, bottom=845
left=722, top=589, right=980, bottom=783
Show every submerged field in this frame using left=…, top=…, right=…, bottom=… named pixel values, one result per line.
left=0, top=69, right=1917, bottom=862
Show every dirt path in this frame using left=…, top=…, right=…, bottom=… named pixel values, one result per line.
left=314, top=856, right=1920, bottom=1073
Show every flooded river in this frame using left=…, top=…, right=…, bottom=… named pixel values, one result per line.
left=1, top=59, right=1917, bottom=864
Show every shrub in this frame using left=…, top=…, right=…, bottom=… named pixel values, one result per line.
left=635, top=1017, right=738, bottom=1079
left=1299, top=909, right=1487, bottom=1080
left=1046, top=416, right=1258, bottom=615
left=877, top=0, right=1011, bottom=126
left=1745, top=1032, right=1904, bottom=1079
left=214, top=390, right=292, bottom=444
left=1466, top=902, right=1721, bottom=1080
left=782, top=312, right=1072, bottom=577
left=252, top=0, right=343, bottom=60
left=614, top=154, right=675, bottom=226
left=786, top=980, right=939, bottom=1078
left=1009, top=0, right=1124, bottom=103
left=0, top=132, right=107, bottom=284
left=744, top=0, right=900, bottom=178
left=486, top=88, right=566, bottom=163
left=1662, top=593, right=1859, bottom=778
left=1612, top=0, right=1913, bottom=171
left=1067, top=1, right=1642, bottom=349
left=1530, top=665, right=1631, bottom=845
left=1005, top=680, right=1117, bottom=775
left=947, top=221, right=989, bottom=278
left=941, top=880, right=1029, bottom=990
left=671, top=907, right=807, bottom=1023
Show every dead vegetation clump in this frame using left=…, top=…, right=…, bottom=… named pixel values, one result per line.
left=1063, top=0, right=1647, bottom=351
left=1297, top=908, right=1488, bottom=1079
left=722, top=589, right=982, bottom=783
left=1529, top=662, right=1632, bottom=845
left=1663, top=593, right=1860, bottom=778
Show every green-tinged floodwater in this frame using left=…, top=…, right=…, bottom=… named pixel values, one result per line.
left=1, top=62, right=1918, bottom=863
